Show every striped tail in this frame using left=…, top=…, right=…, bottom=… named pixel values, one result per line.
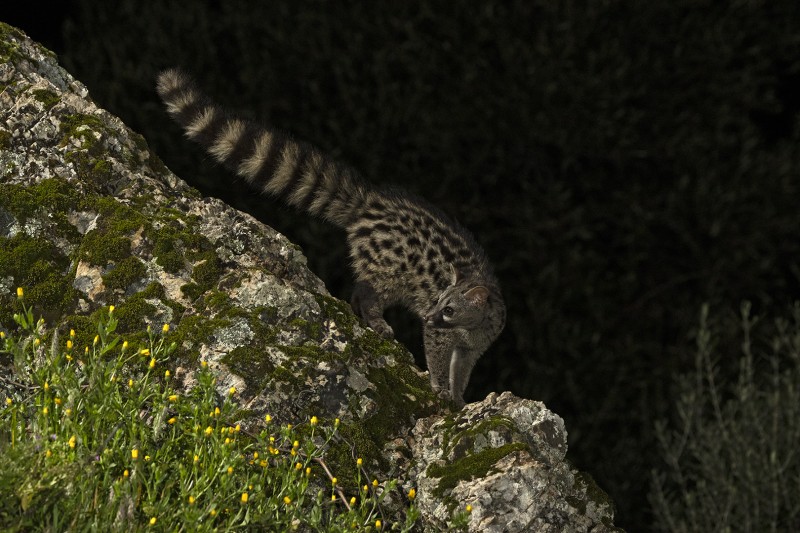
left=156, top=68, right=369, bottom=228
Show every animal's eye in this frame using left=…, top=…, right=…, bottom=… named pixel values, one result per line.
left=442, top=306, right=454, bottom=317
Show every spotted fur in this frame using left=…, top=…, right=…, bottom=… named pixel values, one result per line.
left=157, top=68, right=505, bottom=407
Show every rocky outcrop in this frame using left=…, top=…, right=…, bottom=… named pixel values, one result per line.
left=0, top=23, right=618, bottom=531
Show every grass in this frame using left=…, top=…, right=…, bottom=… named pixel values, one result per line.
left=0, top=288, right=433, bottom=531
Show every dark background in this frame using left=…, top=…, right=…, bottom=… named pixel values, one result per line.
left=6, top=2, right=800, bottom=530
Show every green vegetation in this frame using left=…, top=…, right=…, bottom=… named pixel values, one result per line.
left=0, top=291, right=424, bottom=531
left=650, top=303, right=800, bottom=532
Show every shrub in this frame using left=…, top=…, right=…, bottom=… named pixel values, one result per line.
left=650, top=303, right=800, bottom=532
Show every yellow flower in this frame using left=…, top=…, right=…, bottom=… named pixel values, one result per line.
left=85, top=346, right=89, bottom=355
left=140, top=348, right=150, bottom=356
left=204, top=426, right=213, bottom=436
left=93, top=335, right=99, bottom=346
left=34, top=338, right=41, bottom=347
left=241, top=492, right=248, bottom=503
left=168, top=417, right=176, bottom=425
left=162, top=323, right=169, bottom=333
left=265, top=414, right=272, bottom=424
left=188, top=495, right=196, bottom=505
left=375, top=520, right=382, bottom=529
left=42, top=407, right=48, bottom=415
left=331, top=477, right=337, bottom=485
left=292, top=440, right=299, bottom=449
left=4, top=398, right=11, bottom=406
left=16, top=287, right=23, bottom=298
left=228, top=386, right=236, bottom=396
left=45, top=449, right=52, bottom=458
left=43, top=381, right=49, bottom=391
left=68, top=435, right=76, bottom=448
left=210, top=509, right=217, bottom=517
left=295, top=462, right=302, bottom=471
left=128, top=378, right=134, bottom=388
left=65, top=408, right=72, bottom=416
left=164, top=370, right=171, bottom=379
left=65, top=354, right=72, bottom=362
left=149, top=517, right=156, bottom=525
left=193, top=454, right=199, bottom=463
left=235, top=424, right=241, bottom=432
left=286, top=423, right=292, bottom=430
left=227, top=466, right=234, bottom=475
left=131, top=449, right=139, bottom=459
left=259, top=459, right=267, bottom=467
left=356, top=457, right=363, bottom=467
left=168, top=394, right=178, bottom=402
left=123, top=469, right=129, bottom=478
left=201, top=361, right=208, bottom=368
left=334, top=418, right=340, bottom=427
left=225, top=438, right=231, bottom=445
left=122, top=340, right=128, bottom=350
left=70, top=329, right=75, bottom=338
left=310, top=415, right=318, bottom=426
left=66, top=340, right=73, bottom=350
left=331, top=494, right=337, bottom=502
left=350, top=496, right=356, bottom=506
left=466, top=504, right=473, bottom=513
left=305, top=467, right=311, bottom=476
left=372, top=479, right=378, bottom=488
left=253, top=451, right=259, bottom=459
left=363, top=484, right=368, bottom=493
left=145, top=455, right=151, bottom=462
left=283, top=496, right=292, bottom=505
left=408, top=488, right=416, bottom=500
left=214, top=406, right=220, bottom=416
left=54, top=398, right=62, bottom=405
left=109, top=305, right=115, bottom=313
left=149, top=358, right=156, bottom=369
left=0, top=331, right=4, bottom=339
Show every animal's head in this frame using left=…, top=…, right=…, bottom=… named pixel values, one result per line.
left=424, top=265, right=496, bottom=331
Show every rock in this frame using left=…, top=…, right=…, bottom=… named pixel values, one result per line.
left=405, top=392, right=618, bottom=532
left=0, top=22, right=619, bottom=531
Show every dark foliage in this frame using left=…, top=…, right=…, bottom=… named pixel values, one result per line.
left=26, top=1, right=800, bottom=529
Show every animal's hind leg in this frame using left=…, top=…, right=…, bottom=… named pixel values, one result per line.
left=350, top=280, right=394, bottom=338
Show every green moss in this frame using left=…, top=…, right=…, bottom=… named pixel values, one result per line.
left=204, top=290, right=232, bottom=311
left=0, top=129, right=12, bottom=150
left=0, top=23, right=25, bottom=63
left=0, top=233, right=76, bottom=326
left=101, top=256, right=147, bottom=291
left=32, top=89, right=59, bottom=109
left=167, top=315, right=230, bottom=366
left=138, top=281, right=165, bottom=300
left=427, top=442, right=530, bottom=497
left=221, top=346, right=275, bottom=389
left=314, top=293, right=358, bottom=337
left=78, top=229, right=131, bottom=266
left=58, top=113, right=107, bottom=149
left=147, top=222, right=217, bottom=276
left=112, top=293, right=157, bottom=335
left=0, top=178, right=76, bottom=230
left=179, top=282, right=202, bottom=302
left=191, top=252, right=222, bottom=288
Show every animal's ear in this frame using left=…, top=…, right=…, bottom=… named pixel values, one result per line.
left=464, top=286, right=489, bottom=306
left=449, top=264, right=463, bottom=286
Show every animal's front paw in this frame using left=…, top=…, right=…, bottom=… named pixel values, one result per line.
left=368, top=319, right=394, bottom=339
